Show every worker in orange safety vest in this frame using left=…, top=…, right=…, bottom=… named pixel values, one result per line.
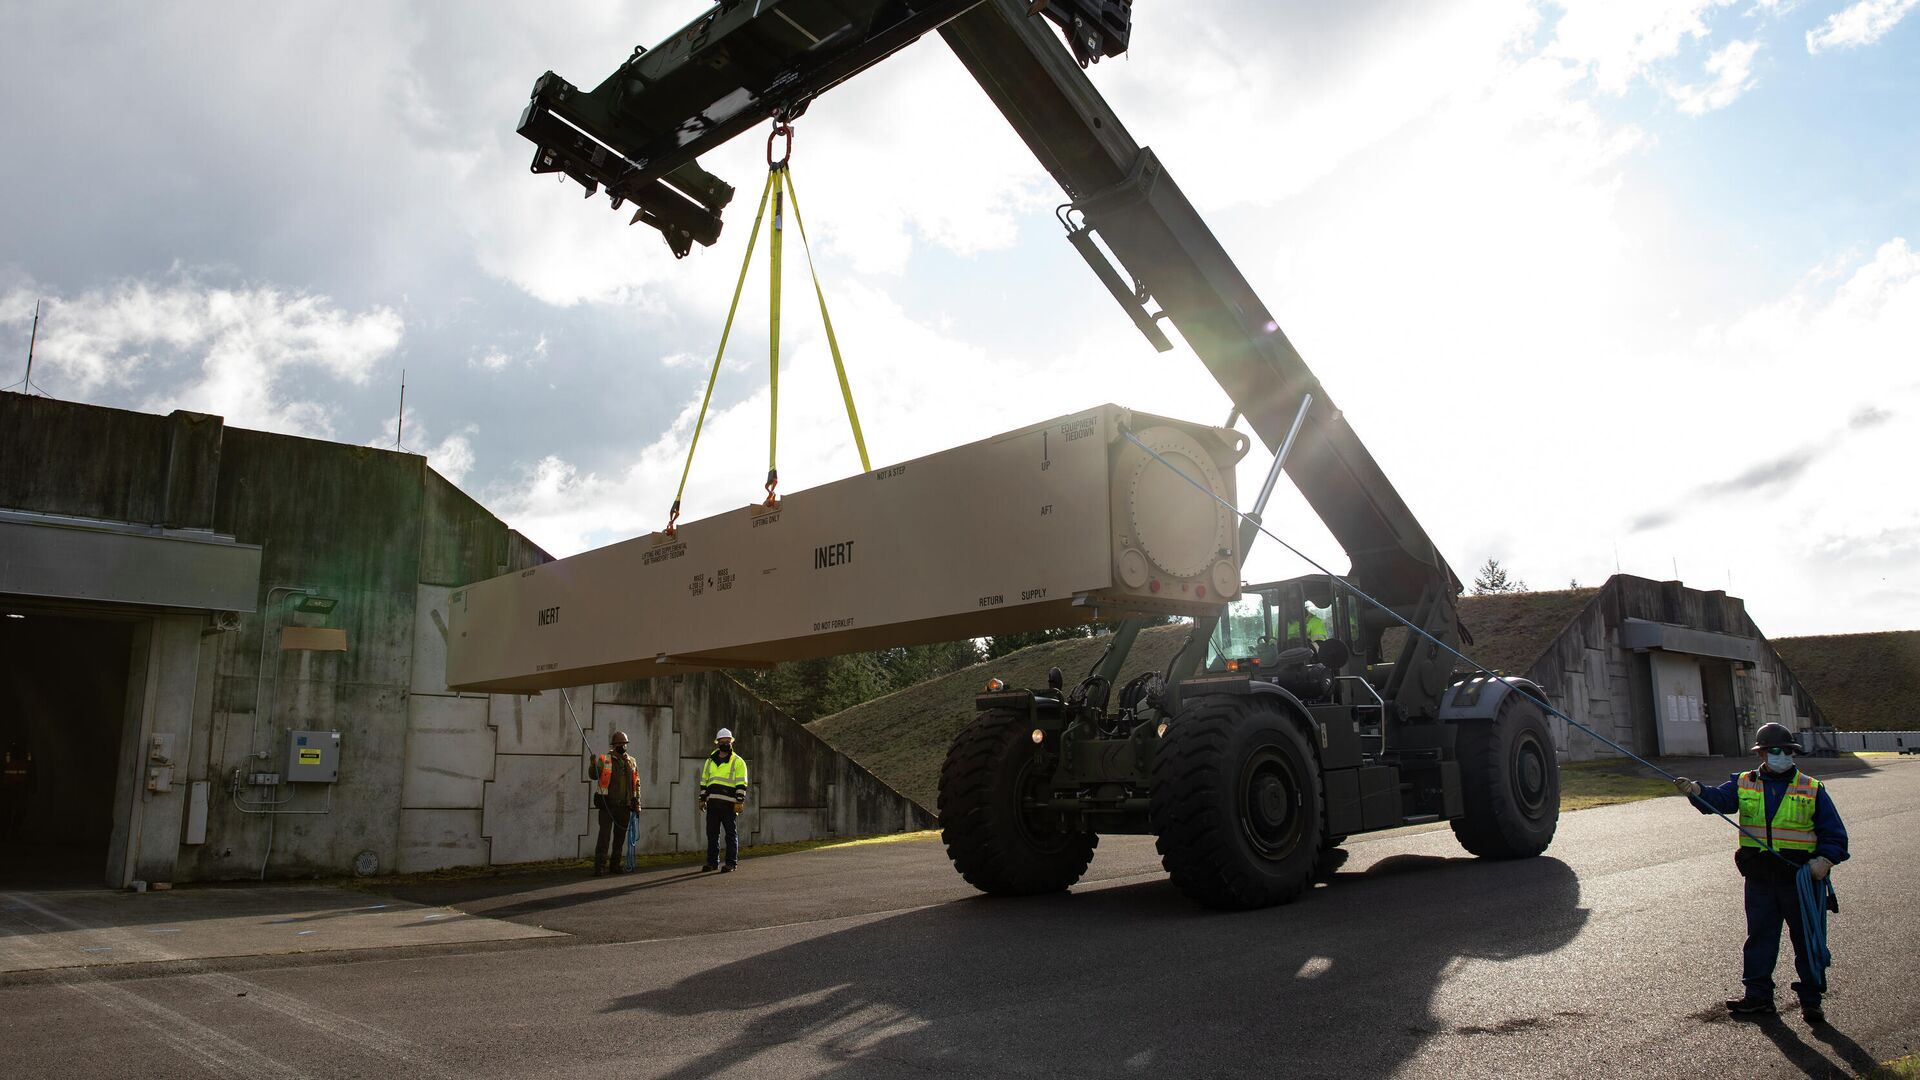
left=590, top=731, right=641, bottom=876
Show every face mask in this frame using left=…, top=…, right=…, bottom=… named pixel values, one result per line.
left=1765, top=750, right=1793, bottom=772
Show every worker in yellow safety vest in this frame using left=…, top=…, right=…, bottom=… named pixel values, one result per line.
left=699, top=728, right=749, bottom=873
left=1673, top=722, right=1849, bottom=1024
left=590, top=731, right=641, bottom=876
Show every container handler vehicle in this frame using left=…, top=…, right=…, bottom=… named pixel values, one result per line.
left=514, top=0, right=1560, bottom=909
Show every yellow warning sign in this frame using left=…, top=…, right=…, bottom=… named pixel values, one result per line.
left=298, top=749, right=323, bottom=765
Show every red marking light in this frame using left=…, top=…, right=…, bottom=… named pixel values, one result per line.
left=1149, top=579, right=1160, bottom=593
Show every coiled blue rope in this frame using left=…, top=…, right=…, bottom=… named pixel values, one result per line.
left=1797, top=864, right=1832, bottom=992
left=1123, top=429, right=1833, bottom=987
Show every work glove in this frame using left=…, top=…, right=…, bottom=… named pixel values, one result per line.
left=1809, top=856, right=1833, bottom=881
left=1672, top=778, right=1701, bottom=797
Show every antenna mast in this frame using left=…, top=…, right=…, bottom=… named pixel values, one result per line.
left=7, top=300, right=48, bottom=396
left=393, top=369, right=410, bottom=451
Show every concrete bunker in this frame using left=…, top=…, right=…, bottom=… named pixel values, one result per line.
left=0, top=393, right=930, bottom=889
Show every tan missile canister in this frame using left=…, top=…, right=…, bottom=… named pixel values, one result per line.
left=446, top=404, right=1248, bottom=693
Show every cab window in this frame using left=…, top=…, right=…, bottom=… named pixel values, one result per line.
left=1206, top=593, right=1273, bottom=669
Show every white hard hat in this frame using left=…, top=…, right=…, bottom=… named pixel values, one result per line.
left=715, top=728, right=733, bottom=741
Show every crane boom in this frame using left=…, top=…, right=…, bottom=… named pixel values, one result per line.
left=941, top=2, right=1461, bottom=607
left=515, top=0, right=1468, bottom=714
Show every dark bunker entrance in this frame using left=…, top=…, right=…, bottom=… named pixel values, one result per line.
left=1, top=610, right=134, bottom=888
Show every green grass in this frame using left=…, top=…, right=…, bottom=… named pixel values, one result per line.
left=1773, top=630, right=1920, bottom=732
left=1867, top=1053, right=1919, bottom=1079
left=1557, top=759, right=1678, bottom=811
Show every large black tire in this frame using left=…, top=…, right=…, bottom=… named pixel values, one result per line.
left=1451, top=693, right=1560, bottom=858
left=1150, top=696, right=1324, bottom=910
left=939, top=709, right=1096, bottom=896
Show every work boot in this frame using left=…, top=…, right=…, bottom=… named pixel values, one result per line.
left=720, top=864, right=735, bottom=874
left=1800, top=1001, right=1825, bottom=1025
left=701, top=863, right=717, bottom=873
left=593, top=864, right=606, bottom=877
left=1726, top=996, right=1776, bottom=1017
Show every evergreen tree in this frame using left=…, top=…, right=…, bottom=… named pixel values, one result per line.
left=1470, top=557, right=1528, bottom=594
left=983, top=625, right=1095, bottom=660
left=727, top=638, right=984, bottom=723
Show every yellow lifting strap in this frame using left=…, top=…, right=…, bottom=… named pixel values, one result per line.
left=667, top=167, right=779, bottom=536
left=781, top=166, right=871, bottom=475
left=766, top=174, right=783, bottom=505
left=664, top=124, right=871, bottom=535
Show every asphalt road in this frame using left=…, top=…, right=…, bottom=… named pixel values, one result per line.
left=2, top=756, right=1914, bottom=1079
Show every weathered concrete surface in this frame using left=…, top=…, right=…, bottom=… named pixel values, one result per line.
left=1, top=395, right=934, bottom=884
left=400, top=696, right=491, bottom=809
left=0, top=757, right=1913, bottom=1079
left=0, top=395, right=182, bottom=526
left=0, top=885, right=554, bottom=973
left=395, top=808, right=486, bottom=874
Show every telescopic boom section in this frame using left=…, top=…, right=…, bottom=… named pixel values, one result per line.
left=515, top=0, right=1465, bottom=701
left=941, top=1, right=1461, bottom=614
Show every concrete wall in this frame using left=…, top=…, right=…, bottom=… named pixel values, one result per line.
left=1, top=394, right=929, bottom=885
left=1519, top=575, right=1820, bottom=761
left=396, top=588, right=931, bottom=873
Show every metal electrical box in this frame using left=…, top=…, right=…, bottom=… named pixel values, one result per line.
left=447, top=404, right=1248, bottom=694
left=286, top=730, right=341, bottom=783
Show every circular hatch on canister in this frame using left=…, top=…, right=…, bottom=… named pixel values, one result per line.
left=1123, top=425, right=1233, bottom=580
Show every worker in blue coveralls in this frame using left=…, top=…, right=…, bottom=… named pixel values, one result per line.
left=1672, top=722, right=1849, bottom=1025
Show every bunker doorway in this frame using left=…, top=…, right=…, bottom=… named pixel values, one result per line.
left=1699, top=658, right=1741, bottom=757
left=0, top=609, right=135, bottom=888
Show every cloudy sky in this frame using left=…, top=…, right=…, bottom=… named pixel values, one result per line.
left=2, top=1, right=1915, bottom=636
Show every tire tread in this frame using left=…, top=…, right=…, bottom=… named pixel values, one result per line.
left=939, top=710, right=1096, bottom=895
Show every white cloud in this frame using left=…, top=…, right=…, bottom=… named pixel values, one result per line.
left=425, top=430, right=478, bottom=484
left=1668, top=37, right=1762, bottom=114
left=1548, top=0, right=1740, bottom=94
left=0, top=278, right=401, bottom=438
left=468, top=333, right=548, bottom=373
left=1806, top=0, right=1920, bottom=52
left=365, top=410, right=479, bottom=484
left=1621, top=238, right=1920, bottom=631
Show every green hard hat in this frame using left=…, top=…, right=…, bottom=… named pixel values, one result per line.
left=1750, top=722, right=1801, bottom=753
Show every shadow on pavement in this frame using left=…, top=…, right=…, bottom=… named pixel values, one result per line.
left=1745, top=1013, right=1894, bottom=1079
left=604, top=855, right=1590, bottom=1078
left=1810, top=1023, right=1895, bottom=1076
left=470, top=870, right=714, bottom=923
